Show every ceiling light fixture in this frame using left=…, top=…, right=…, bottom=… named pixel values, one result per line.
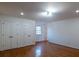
left=41, top=12, right=48, bottom=16
left=76, top=10, right=79, bottom=13
left=41, top=8, right=57, bottom=17
left=41, top=11, right=52, bottom=17
left=20, top=12, right=24, bottom=16
left=47, top=11, right=52, bottom=16
left=46, top=8, right=57, bottom=13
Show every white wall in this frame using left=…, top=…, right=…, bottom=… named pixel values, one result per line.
left=36, top=21, right=47, bottom=42
left=48, top=18, right=79, bottom=49
left=0, top=15, right=35, bottom=51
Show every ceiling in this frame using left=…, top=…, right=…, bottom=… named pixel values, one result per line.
left=0, top=2, right=79, bottom=22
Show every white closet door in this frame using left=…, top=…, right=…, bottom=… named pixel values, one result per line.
left=2, top=21, right=12, bottom=50
left=0, top=21, right=3, bottom=51
left=10, top=22, right=18, bottom=49
left=22, top=23, right=29, bottom=47
left=16, top=22, right=24, bottom=48
left=0, top=21, right=7, bottom=51
left=0, top=21, right=11, bottom=51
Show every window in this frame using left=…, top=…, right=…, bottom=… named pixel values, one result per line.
left=36, top=26, right=41, bottom=35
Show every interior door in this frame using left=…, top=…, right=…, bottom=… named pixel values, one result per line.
left=36, top=26, right=42, bottom=42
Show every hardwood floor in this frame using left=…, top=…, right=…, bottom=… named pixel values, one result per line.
left=0, top=41, right=79, bottom=57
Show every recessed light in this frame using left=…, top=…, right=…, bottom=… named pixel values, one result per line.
left=76, top=10, right=79, bottom=13
left=20, top=12, right=24, bottom=16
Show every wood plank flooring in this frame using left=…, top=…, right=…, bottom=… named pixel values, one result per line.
left=0, top=41, right=79, bottom=57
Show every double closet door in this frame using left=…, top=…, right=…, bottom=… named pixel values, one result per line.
left=0, top=20, right=18, bottom=51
